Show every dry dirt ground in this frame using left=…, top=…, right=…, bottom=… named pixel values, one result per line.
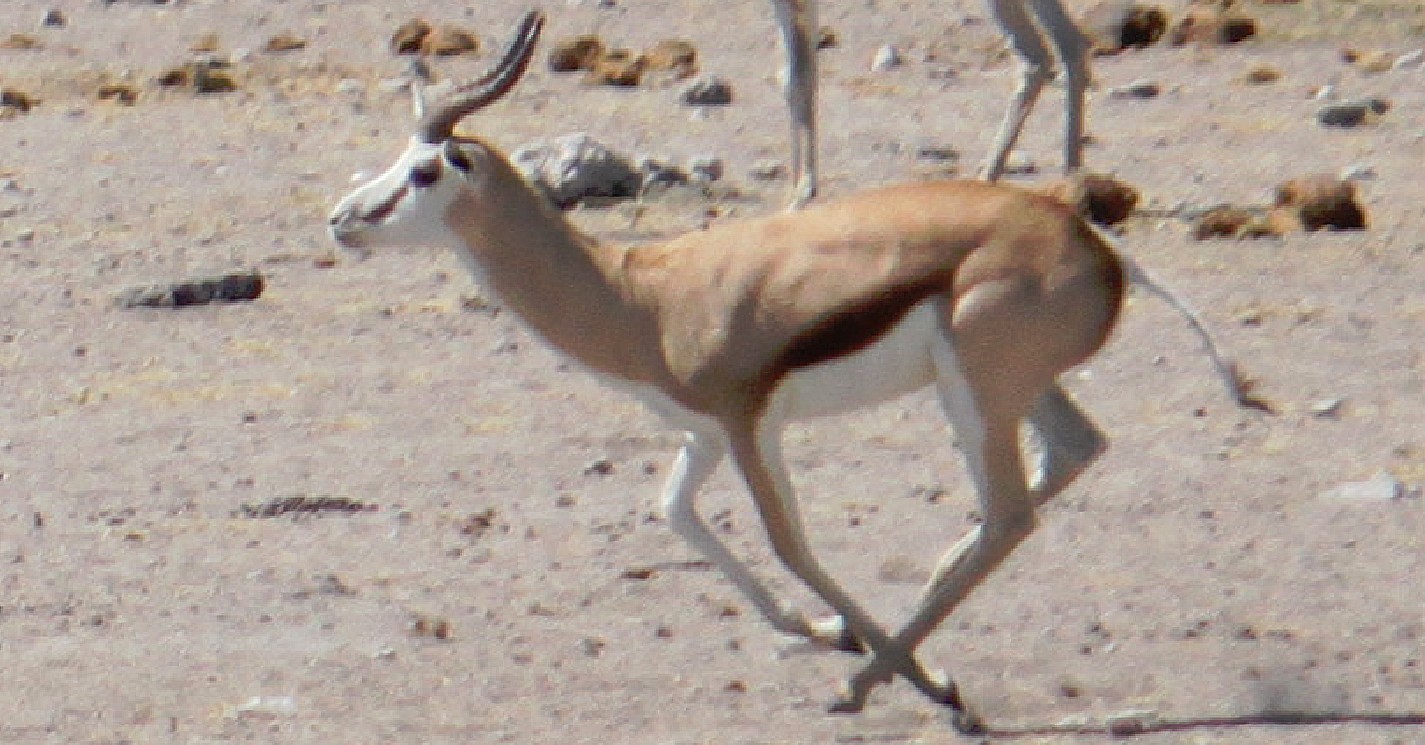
left=2, top=0, right=1425, bottom=743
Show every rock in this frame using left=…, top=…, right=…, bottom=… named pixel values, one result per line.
left=548, top=35, right=605, bottom=72
left=96, top=84, right=139, bottom=105
left=748, top=159, right=787, bottom=182
left=870, top=44, right=903, bottom=72
left=1238, top=64, right=1281, bottom=84
left=681, top=76, right=732, bottom=106
left=1109, top=79, right=1160, bottom=99
left=1106, top=709, right=1161, bottom=736
left=1190, top=205, right=1277, bottom=240
left=116, top=271, right=265, bottom=308
left=335, top=78, right=365, bottom=96
left=1082, top=2, right=1168, bottom=54
left=1273, top=174, right=1367, bottom=231
left=0, top=34, right=44, bottom=51
left=390, top=19, right=432, bottom=55
left=687, top=157, right=724, bottom=183
left=189, top=32, right=221, bottom=53
left=262, top=33, right=307, bottom=54
left=1321, top=471, right=1404, bottom=501
left=1340, top=47, right=1395, bottom=74
left=424, top=25, right=480, bottom=57
left=1168, top=0, right=1257, bottom=46
left=1308, top=398, right=1343, bottom=418
left=1317, top=98, right=1390, bottom=127
left=583, top=49, right=645, bottom=87
left=40, top=9, right=66, bottom=27
left=512, top=133, right=641, bottom=207
left=1340, top=163, right=1377, bottom=181
left=644, top=39, right=698, bottom=79
left=0, top=88, right=38, bottom=116
left=637, top=157, right=688, bottom=190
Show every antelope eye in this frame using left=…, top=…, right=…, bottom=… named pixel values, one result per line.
left=445, top=146, right=473, bottom=173
left=408, top=162, right=441, bottom=187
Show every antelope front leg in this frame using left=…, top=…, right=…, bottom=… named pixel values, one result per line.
left=662, top=430, right=858, bottom=650
left=726, top=425, right=961, bottom=709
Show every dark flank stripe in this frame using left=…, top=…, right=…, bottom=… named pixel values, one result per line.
left=775, top=276, right=948, bottom=373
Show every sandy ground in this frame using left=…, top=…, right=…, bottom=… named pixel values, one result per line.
left=2, top=0, right=1424, bottom=743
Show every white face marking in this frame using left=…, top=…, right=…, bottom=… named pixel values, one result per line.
left=328, top=138, right=468, bottom=256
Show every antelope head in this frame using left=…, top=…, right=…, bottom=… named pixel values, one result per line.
left=327, top=11, right=545, bottom=254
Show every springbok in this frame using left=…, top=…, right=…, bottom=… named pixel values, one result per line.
left=330, top=11, right=1126, bottom=729
left=771, top=0, right=1091, bottom=206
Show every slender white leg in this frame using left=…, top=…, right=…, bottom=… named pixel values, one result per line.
left=662, top=430, right=824, bottom=639
left=981, top=0, right=1092, bottom=180
left=981, top=0, right=1055, bottom=181
left=724, top=421, right=954, bottom=704
left=770, top=0, right=819, bottom=209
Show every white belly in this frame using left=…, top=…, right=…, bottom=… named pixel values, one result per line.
left=770, top=300, right=942, bottom=420
left=613, top=300, right=949, bottom=434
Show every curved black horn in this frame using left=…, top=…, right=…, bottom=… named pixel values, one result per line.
left=416, top=10, right=545, bottom=143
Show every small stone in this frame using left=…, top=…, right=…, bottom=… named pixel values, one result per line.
left=1239, top=64, right=1281, bottom=84
left=680, top=76, right=732, bottom=106
left=96, top=84, right=139, bottom=105
left=1308, top=398, right=1343, bottom=418
left=748, top=159, right=786, bottom=181
left=1109, top=79, right=1160, bottom=99
left=262, top=33, right=307, bottom=54
left=1317, top=98, right=1390, bottom=127
left=914, top=144, right=960, bottom=163
left=583, top=458, right=615, bottom=476
left=424, top=26, right=480, bottom=57
left=0, top=34, right=43, bottom=51
left=1106, top=709, right=1160, bottom=736
left=390, top=19, right=431, bottom=55
left=40, top=9, right=66, bottom=27
left=190, top=32, right=221, bottom=53
left=1322, top=471, right=1404, bottom=501
left=579, top=637, right=606, bottom=657
left=548, top=35, right=605, bottom=72
left=1004, top=152, right=1037, bottom=175
left=870, top=44, right=903, bottom=72
left=1340, top=163, right=1377, bottom=181
left=687, top=156, right=724, bottom=183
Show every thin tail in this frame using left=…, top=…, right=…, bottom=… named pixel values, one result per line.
left=1093, top=225, right=1273, bottom=412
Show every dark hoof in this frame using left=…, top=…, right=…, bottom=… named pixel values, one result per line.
left=831, top=626, right=867, bottom=655
left=950, top=709, right=985, bottom=735
left=826, top=694, right=865, bottom=715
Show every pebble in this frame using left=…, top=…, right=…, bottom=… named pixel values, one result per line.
left=1308, top=398, right=1344, bottom=418
left=687, top=156, right=724, bottom=183
left=680, top=76, right=732, bottom=106
left=1105, top=709, right=1160, bottom=736
left=1321, top=471, right=1405, bottom=501
left=747, top=159, right=786, bottom=182
left=870, top=44, right=903, bottom=72
left=1109, top=79, right=1160, bottom=99
left=1317, top=98, right=1390, bottom=127
left=1340, top=163, right=1377, bottom=181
